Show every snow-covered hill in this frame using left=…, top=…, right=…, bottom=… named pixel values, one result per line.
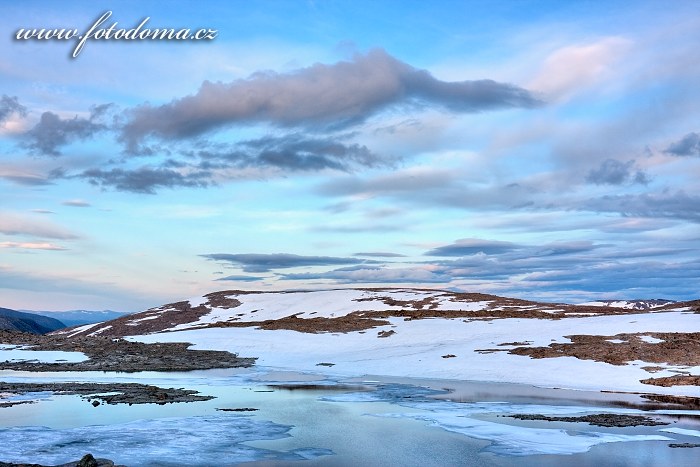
left=57, top=288, right=667, bottom=338
left=53, top=288, right=700, bottom=398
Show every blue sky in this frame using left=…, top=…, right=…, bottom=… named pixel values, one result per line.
left=1, top=0, right=699, bottom=311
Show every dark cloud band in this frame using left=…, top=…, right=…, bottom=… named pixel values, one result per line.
left=201, top=253, right=370, bottom=273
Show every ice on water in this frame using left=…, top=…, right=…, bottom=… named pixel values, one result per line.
left=322, top=384, right=674, bottom=456
left=0, top=414, right=333, bottom=466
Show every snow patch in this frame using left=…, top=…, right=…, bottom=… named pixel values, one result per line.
left=61, top=323, right=100, bottom=338
left=125, top=315, right=161, bottom=325
left=0, top=348, right=88, bottom=363
left=188, top=296, right=208, bottom=308
left=166, top=289, right=496, bottom=331
left=86, top=325, right=112, bottom=337
left=638, top=335, right=664, bottom=344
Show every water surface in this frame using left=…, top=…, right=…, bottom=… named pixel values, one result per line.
left=1, top=368, right=699, bottom=466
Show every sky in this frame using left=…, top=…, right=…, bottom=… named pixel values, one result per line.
left=1, top=0, right=699, bottom=311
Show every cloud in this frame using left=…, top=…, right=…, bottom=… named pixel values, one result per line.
left=582, top=191, right=700, bottom=223
left=201, top=253, right=368, bottom=273
left=0, top=170, right=52, bottom=186
left=316, top=168, right=541, bottom=213
left=61, top=199, right=91, bottom=207
left=585, top=159, right=649, bottom=185
left=421, top=239, right=612, bottom=284
left=214, top=274, right=265, bottom=282
left=73, top=132, right=391, bottom=194
left=424, top=238, right=521, bottom=256
left=531, top=241, right=603, bottom=257
left=418, top=238, right=698, bottom=300
left=23, top=104, right=112, bottom=156
left=120, top=49, right=540, bottom=148
left=0, top=266, right=154, bottom=311
left=314, top=224, right=404, bottom=233
left=0, top=95, right=27, bottom=125
left=236, top=134, right=381, bottom=171
left=528, top=37, right=631, bottom=100
left=79, top=167, right=212, bottom=194
left=0, top=212, right=79, bottom=239
left=521, top=259, right=700, bottom=299
left=318, top=167, right=456, bottom=197
left=353, top=252, right=406, bottom=258
left=665, top=132, right=700, bottom=157
left=281, top=265, right=451, bottom=284
left=192, top=133, right=385, bottom=172
left=0, top=241, right=67, bottom=251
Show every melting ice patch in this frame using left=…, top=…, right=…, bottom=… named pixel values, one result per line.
left=0, top=348, right=88, bottom=363
left=322, top=384, right=672, bottom=456
left=376, top=412, right=671, bottom=456
left=321, top=383, right=448, bottom=403
left=0, top=414, right=333, bottom=466
left=1, top=391, right=53, bottom=404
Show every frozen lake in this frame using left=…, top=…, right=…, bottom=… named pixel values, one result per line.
left=1, top=368, right=699, bottom=466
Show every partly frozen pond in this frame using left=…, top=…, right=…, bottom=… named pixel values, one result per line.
left=0, top=345, right=88, bottom=363
left=1, top=368, right=699, bottom=466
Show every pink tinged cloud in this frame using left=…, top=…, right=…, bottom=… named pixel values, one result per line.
left=0, top=241, right=67, bottom=250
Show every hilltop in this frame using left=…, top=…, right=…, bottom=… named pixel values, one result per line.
left=46, top=288, right=700, bottom=400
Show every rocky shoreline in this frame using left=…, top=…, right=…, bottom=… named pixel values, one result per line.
left=0, top=330, right=255, bottom=373
left=0, top=453, right=123, bottom=467
left=0, top=381, right=214, bottom=408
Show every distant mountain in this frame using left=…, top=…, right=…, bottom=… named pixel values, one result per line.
left=578, top=299, right=676, bottom=311
left=0, top=307, right=66, bottom=334
left=18, top=309, right=131, bottom=327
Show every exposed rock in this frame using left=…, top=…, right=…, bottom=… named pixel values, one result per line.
left=641, top=394, right=700, bottom=410
left=507, top=413, right=669, bottom=427
left=0, top=453, right=123, bottom=467
left=216, top=407, right=258, bottom=412
left=509, top=332, right=700, bottom=368
left=0, top=381, right=214, bottom=407
left=641, top=375, right=700, bottom=387
left=75, top=454, right=98, bottom=467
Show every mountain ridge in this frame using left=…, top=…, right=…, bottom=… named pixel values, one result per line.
left=0, top=307, right=66, bottom=334
left=18, top=309, right=130, bottom=327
